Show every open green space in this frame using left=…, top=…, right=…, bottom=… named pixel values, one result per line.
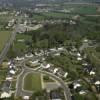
left=14, top=34, right=32, bottom=52
left=63, top=5, right=98, bottom=14
left=23, top=73, right=42, bottom=91
left=32, top=12, right=71, bottom=20
left=32, top=5, right=98, bottom=21
left=0, top=31, right=11, bottom=52
left=43, top=75, right=54, bottom=82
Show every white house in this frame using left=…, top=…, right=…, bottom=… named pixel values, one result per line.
left=95, top=81, right=100, bottom=85
left=90, top=71, right=95, bottom=75
left=15, top=56, right=24, bottom=61
left=64, top=72, right=68, bottom=78
left=25, top=53, right=33, bottom=58
left=53, top=68, right=59, bottom=74
left=77, top=57, right=82, bottom=61
left=30, top=60, right=39, bottom=64
left=79, top=90, right=86, bottom=95
left=7, top=61, right=11, bottom=65
left=6, top=77, right=13, bottom=81
left=0, top=92, right=11, bottom=98
left=9, top=64, right=16, bottom=69
left=77, top=53, right=81, bottom=57
left=74, top=83, right=81, bottom=89
left=23, top=96, right=30, bottom=100
left=58, top=47, right=64, bottom=51
left=41, top=63, right=51, bottom=69
left=83, top=39, right=88, bottom=43
left=50, top=48, right=57, bottom=52
left=82, top=63, right=88, bottom=66
left=9, top=70, right=16, bottom=75
left=54, top=53, right=60, bottom=56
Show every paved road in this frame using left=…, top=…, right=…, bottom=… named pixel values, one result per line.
left=15, top=65, right=72, bottom=100
left=0, top=23, right=21, bottom=64
left=0, top=31, right=16, bottom=64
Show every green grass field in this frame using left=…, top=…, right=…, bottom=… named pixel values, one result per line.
left=23, top=73, right=42, bottom=91
left=0, top=31, right=11, bottom=52
left=14, top=34, right=32, bottom=51
left=73, top=6, right=97, bottom=14
left=0, top=15, right=12, bottom=22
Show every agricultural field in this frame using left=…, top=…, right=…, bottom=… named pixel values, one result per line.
left=23, top=73, right=42, bottom=91
left=63, top=5, right=98, bottom=14
left=0, top=31, right=11, bottom=52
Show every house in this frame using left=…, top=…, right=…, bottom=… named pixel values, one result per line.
left=23, top=96, right=30, bottom=100
left=50, top=91, right=61, bottom=100
left=73, top=83, right=81, bottom=89
left=95, top=81, right=100, bottom=92
left=57, top=68, right=67, bottom=78
left=83, top=39, right=88, bottom=43
left=15, top=56, right=24, bottom=61
left=7, top=61, right=11, bottom=65
left=57, top=47, right=64, bottom=51
left=83, top=65, right=93, bottom=73
left=6, top=77, right=13, bottom=81
left=49, top=48, right=57, bottom=52
left=64, top=72, right=68, bottom=78
left=95, top=81, right=100, bottom=85
left=25, top=53, right=33, bottom=58
left=17, top=39, right=25, bottom=42
left=90, top=71, right=95, bottom=76
left=53, top=53, right=60, bottom=56
left=82, top=63, right=88, bottom=66
left=34, top=52, right=43, bottom=56
left=41, top=57, right=45, bottom=61
left=9, top=64, right=16, bottom=69
left=29, top=60, right=39, bottom=64
left=53, top=68, right=59, bottom=74
left=77, top=57, right=82, bottom=61
left=40, top=63, right=51, bottom=69
left=77, top=52, right=81, bottom=57
left=9, top=70, right=16, bottom=75
left=79, top=90, right=87, bottom=95
left=0, top=92, right=11, bottom=98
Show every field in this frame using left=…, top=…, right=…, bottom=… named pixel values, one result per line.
left=14, top=34, right=32, bottom=52
left=0, top=31, right=11, bottom=52
left=72, top=6, right=97, bottom=14
left=64, top=5, right=98, bottom=14
left=23, top=73, right=42, bottom=91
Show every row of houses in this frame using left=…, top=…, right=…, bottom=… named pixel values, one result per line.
left=0, top=61, right=17, bottom=99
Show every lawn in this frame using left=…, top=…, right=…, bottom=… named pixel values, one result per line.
left=14, top=34, right=32, bottom=52
left=23, top=73, right=42, bottom=91
left=0, top=31, right=11, bottom=52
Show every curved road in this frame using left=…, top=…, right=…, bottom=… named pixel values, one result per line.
left=16, top=65, right=72, bottom=100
